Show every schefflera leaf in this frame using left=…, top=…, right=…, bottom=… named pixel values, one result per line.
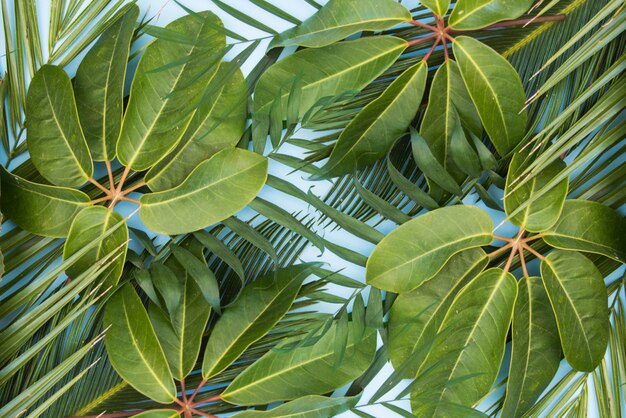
left=133, top=411, right=179, bottom=418
left=150, top=277, right=211, bottom=380
left=202, top=264, right=315, bottom=379
left=449, top=0, right=534, bottom=30
left=321, top=61, right=427, bottom=177
left=221, top=321, right=376, bottom=405
left=388, top=248, right=488, bottom=377
left=232, top=395, right=359, bottom=418
left=453, top=36, right=528, bottom=156
left=502, top=276, right=561, bottom=418
left=504, top=153, right=569, bottom=232
left=366, top=205, right=493, bottom=292
left=26, top=65, right=93, bottom=187
left=543, top=199, right=626, bottom=262
left=269, top=0, right=411, bottom=49
left=140, top=148, right=268, bottom=235
left=0, top=168, right=90, bottom=237
left=422, top=0, right=451, bottom=17
left=253, top=36, right=407, bottom=152
left=411, top=268, right=517, bottom=417
left=63, top=206, right=128, bottom=286
left=540, top=250, right=609, bottom=372
left=74, top=5, right=139, bottom=161
left=117, top=11, right=225, bottom=171
left=103, top=283, right=176, bottom=404
left=145, top=62, right=247, bottom=191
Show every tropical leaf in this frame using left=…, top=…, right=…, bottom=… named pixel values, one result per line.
left=232, top=395, right=359, bottom=417
left=422, top=0, right=451, bottom=17
left=449, top=0, right=534, bottom=30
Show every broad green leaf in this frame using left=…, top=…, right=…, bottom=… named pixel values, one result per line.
left=388, top=248, right=488, bottom=377
left=540, top=250, right=609, bottom=372
left=453, top=36, right=527, bottom=156
left=145, top=62, right=247, bottom=191
left=232, top=395, right=359, bottom=417
left=449, top=0, right=534, bottom=30
left=222, top=322, right=376, bottom=405
left=504, top=154, right=569, bottom=232
left=74, top=5, right=139, bottom=161
left=422, top=0, right=451, bottom=17
left=150, top=277, right=211, bottom=380
left=321, top=62, right=427, bottom=177
left=172, top=247, right=221, bottom=313
left=117, top=12, right=225, bottom=170
left=253, top=36, right=407, bottom=151
left=202, top=264, right=314, bottom=379
left=133, top=410, right=179, bottom=418
left=411, top=268, right=517, bottom=417
left=63, top=206, right=128, bottom=286
left=543, top=200, right=626, bottom=262
left=149, top=263, right=184, bottom=321
left=410, top=128, right=462, bottom=196
left=26, top=65, right=92, bottom=187
left=366, top=205, right=493, bottom=292
left=502, top=277, right=561, bottom=418
left=269, top=0, right=411, bottom=48
left=0, top=168, right=90, bottom=238
left=140, top=148, right=268, bottom=235
left=103, top=284, right=176, bottom=403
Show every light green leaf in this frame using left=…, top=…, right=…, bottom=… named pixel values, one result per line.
left=422, top=0, right=451, bottom=17
left=140, top=148, right=268, bottom=235
left=222, top=322, right=376, bottom=405
left=366, top=205, right=493, bottom=292
left=145, top=62, right=247, bottom=191
left=232, top=395, right=359, bottom=417
left=321, top=62, right=427, bottom=177
left=172, top=247, right=221, bottom=313
left=410, top=128, right=463, bottom=196
left=540, top=250, right=609, bottom=372
left=388, top=248, right=488, bottom=377
left=253, top=36, right=407, bottom=151
left=117, top=12, right=225, bottom=170
left=502, top=276, right=561, bottom=418
left=453, top=36, right=527, bottom=156
left=543, top=199, right=626, bottom=262
left=74, top=5, right=139, bottom=161
left=504, top=154, right=569, bottom=232
left=150, top=277, right=211, bottom=380
left=132, top=410, right=179, bottom=418
left=63, top=206, right=128, bottom=286
left=269, top=0, right=411, bottom=48
left=103, top=284, right=176, bottom=404
left=449, top=0, right=534, bottom=30
left=26, top=65, right=92, bottom=187
left=0, top=168, right=90, bottom=238
left=202, top=264, right=314, bottom=379
left=411, top=268, right=517, bottom=417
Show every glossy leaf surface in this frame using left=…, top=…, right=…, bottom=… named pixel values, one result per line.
left=449, top=0, right=534, bottom=30
left=422, top=0, right=451, bottom=16
left=232, top=395, right=359, bottom=417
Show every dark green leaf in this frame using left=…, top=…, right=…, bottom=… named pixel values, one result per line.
left=232, top=395, right=359, bottom=417
left=449, top=0, right=534, bottom=30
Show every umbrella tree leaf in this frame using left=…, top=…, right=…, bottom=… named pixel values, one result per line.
left=232, top=395, right=359, bottom=417
left=366, top=205, right=493, bottom=292
left=140, top=148, right=268, bottom=235
left=26, top=65, right=92, bottom=187
left=449, top=0, right=534, bottom=30
left=422, top=0, right=451, bottom=17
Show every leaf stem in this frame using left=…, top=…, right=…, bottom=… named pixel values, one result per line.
left=519, top=246, right=529, bottom=277
left=121, top=181, right=146, bottom=196
left=422, top=37, right=440, bottom=62
left=407, top=32, right=438, bottom=47
left=120, top=196, right=141, bottom=205
left=188, top=378, right=208, bottom=403
left=409, top=20, right=437, bottom=32
left=105, top=160, right=116, bottom=193
left=88, top=178, right=112, bottom=195
left=488, top=242, right=513, bottom=258
left=190, top=408, right=217, bottom=418
left=89, top=195, right=113, bottom=205
left=521, top=242, right=545, bottom=260
left=191, top=394, right=222, bottom=407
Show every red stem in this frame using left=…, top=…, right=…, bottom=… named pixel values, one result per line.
left=407, top=32, right=438, bottom=47
left=410, top=20, right=437, bottom=31
left=422, top=37, right=440, bottom=62
left=188, top=379, right=208, bottom=403
left=191, top=394, right=222, bottom=407
left=181, top=378, right=188, bottom=403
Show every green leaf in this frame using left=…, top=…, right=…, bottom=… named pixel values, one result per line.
left=453, top=36, right=528, bottom=156
left=502, top=276, right=561, bottom=418
left=103, top=283, right=176, bottom=404
left=0, top=168, right=90, bottom=238
left=74, top=5, right=139, bottom=161
left=321, top=62, right=427, bottom=177
left=132, top=410, right=179, bottom=418
left=388, top=248, right=488, bottom=377
left=149, top=263, right=184, bottom=320
left=232, top=395, right=359, bottom=417
left=253, top=36, right=407, bottom=152
left=202, top=264, right=314, bottom=379
left=543, top=200, right=626, bottom=262
left=410, top=128, right=463, bottom=196
left=422, top=0, right=451, bottom=17
left=269, top=0, right=411, bottom=48
left=116, top=12, right=225, bottom=171
left=63, top=206, right=128, bottom=286
left=504, top=154, right=569, bottom=232
left=172, top=247, right=221, bottom=313
left=540, top=250, right=609, bottom=372
left=366, top=205, right=493, bottom=292
left=150, top=277, right=211, bottom=380
left=140, top=148, right=268, bottom=235
left=411, top=268, right=517, bottom=416
left=145, top=62, right=247, bottom=191
left=222, top=322, right=376, bottom=405
left=449, top=0, right=534, bottom=30
left=25, top=65, right=92, bottom=187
